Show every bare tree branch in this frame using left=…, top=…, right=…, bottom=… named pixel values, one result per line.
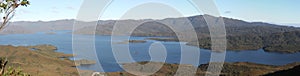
left=0, top=0, right=29, bottom=76
left=0, top=57, right=8, bottom=76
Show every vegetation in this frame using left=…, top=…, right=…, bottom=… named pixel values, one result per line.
left=0, top=45, right=83, bottom=76
left=0, top=0, right=30, bottom=76
left=1, top=57, right=31, bottom=76
left=0, top=57, right=8, bottom=75
left=262, top=31, right=300, bottom=53
left=75, top=15, right=300, bottom=53
left=187, top=31, right=300, bottom=53
left=0, top=0, right=30, bottom=31
left=187, top=16, right=300, bottom=53
left=146, top=38, right=179, bottom=42
left=264, top=65, right=300, bottom=76
left=115, top=40, right=147, bottom=44
left=74, top=59, right=96, bottom=66
left=2, top=66, right=30, bottom=76
left=128, top=40, right=147, bottom=43
left=104, top=61, right=300, bottom=76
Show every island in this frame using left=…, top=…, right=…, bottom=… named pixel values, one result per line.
left=146, top=37, right=179, bottom=42
left=115, top=40, right=147, bottom=44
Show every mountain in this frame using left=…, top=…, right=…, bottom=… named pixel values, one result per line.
left=74, top=15, right=300, bottom=53
left=4, top=15, right=298, bottom=36
left=2, top=15, right=300, bottom=53
left=74, top=15, right=299, bottom=36
left=264, top=65, right=300, bottom=76
left=281, top=23, right=300, bottom=27
left=0, top=19, right=75, bottom=34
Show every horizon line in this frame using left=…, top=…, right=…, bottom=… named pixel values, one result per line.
left=10, top=14, right=300, bottom=26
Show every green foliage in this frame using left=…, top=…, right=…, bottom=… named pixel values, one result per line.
left=188, top=31, right=300, bottom=53
left=0, top=0, right=30, bottom=10
left=262, top=31, right=300, bottom=53
left=3, top=66, right=31, bottom=76
left=20, top=0, right=30, bottom=6
left=1, top=57, right=30, bottom=76
left=0, top=57, right=8, bottom=76
left=0, top=0, right=30, bottom=76
left=0, top=0, right=30, bottom=31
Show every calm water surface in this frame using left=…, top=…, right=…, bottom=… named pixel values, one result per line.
left=0, top=31, right=300, bottom=72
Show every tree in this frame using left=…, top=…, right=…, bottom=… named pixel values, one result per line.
left=0, top=0, right=29, bottom=76
left=0, top=0, right=29, bottom=31
left=0, top=57, right=7, bottom=76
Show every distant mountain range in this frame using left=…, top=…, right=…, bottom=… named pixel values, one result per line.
left=0, top=19, right=75, bottom=34
left=2, top=15, right=300, bottom=53
left=285, top=23, right=300, bottom=27
left=73, top=15, right=300, bottom=37
left=2, top=15, right=298, bottom=35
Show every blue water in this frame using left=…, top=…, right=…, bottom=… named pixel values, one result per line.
left=1, top=30, right=300, bottom=72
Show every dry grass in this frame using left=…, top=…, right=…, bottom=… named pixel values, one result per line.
left=105, top=62, right=300, bottom=76
left=0, top=45, right=80, bottom=76
left=1, top=45, right=299, bottom=76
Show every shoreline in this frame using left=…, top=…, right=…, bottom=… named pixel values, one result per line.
left=144, top=37, right=300, bottom=53
left=0, top=44, right=95, bottom=76
left=1, top=44, right=300, bottom=76
left=103, top=61, right=300, bottom=76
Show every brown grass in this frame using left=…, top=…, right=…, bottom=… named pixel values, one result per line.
left=0, top=45, right=80, bottom=76
left=105, top=62, right=300, bottom=76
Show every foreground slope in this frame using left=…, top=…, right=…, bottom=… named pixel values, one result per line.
left=0, top=45, right=79, bottom=76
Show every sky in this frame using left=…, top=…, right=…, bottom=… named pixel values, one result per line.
left=13, top=0, right=300, bottom=25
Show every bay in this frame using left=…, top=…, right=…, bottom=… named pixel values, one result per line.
left=1, top=30, right=300, bottom=72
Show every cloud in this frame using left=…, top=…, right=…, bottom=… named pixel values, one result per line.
left=17, top=9, right=31, bottom=14
left=66, top=6, right=75, bottom=10
left=51, top=10, right=59, bottom=13
left=224, top=11, right=231, bottom=14
left=51, top=7, right=60, bottom=13
left=52, top=7, right=58, bottom=9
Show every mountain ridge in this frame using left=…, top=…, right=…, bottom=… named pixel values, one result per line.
left=2, top=15, right=298, bottom=35
left=2, top=15, right=300, bottom=53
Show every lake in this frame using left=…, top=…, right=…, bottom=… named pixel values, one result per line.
left=1, top=30, right=300, bottom=72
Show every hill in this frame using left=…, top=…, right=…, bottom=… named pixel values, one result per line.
left=104, top=61, right=300, bottom=76
left=3, top=15, right=300, bottom=53
left=77, top=15, right=300, bottom=53
left=264, top=65, right=300, bottom=76
left=0, top=44, right=93, bottom=76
